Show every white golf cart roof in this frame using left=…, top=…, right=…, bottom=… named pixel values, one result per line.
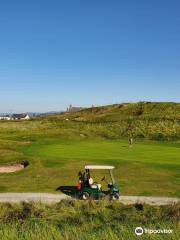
left=85, top=165, right=114, bottom=170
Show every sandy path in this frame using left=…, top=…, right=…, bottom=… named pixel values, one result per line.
left=118, top=196, right=179, bottom=205
left=0, top=193, right=179, bottom=205
left=0, top=165, right=24, bottom=173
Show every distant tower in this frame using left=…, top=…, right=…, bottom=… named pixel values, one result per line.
left=67, top=104, right=72, bottom=112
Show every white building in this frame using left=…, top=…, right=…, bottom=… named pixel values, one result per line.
left=11, top=114, right=30, bottom=120
left=0, top=116, right=11, bottom=120
left=0, top=114, right=30, bottom=121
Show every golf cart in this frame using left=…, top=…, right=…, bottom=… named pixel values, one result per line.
left=77, top=165, right=120, bottom=200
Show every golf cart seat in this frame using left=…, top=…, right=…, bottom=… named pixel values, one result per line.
left=89, top=178, right=101, bottom=190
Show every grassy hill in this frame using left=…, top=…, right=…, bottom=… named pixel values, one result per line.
left=0, top=102, right=179, bottom=141
left=40, top=102, right=180, bottom=140
left=62, top=102, right=180, bottom=122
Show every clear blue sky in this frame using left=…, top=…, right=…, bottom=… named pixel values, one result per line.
left=0, top=0, right=180, bottom=112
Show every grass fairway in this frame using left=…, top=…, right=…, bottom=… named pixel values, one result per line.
left=0, top=136, right=179, bottom=197
left=0, top=102, right=179, bottom=196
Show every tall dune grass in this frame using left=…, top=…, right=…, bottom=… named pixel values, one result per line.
left=0, top=200, right=179, bottom=240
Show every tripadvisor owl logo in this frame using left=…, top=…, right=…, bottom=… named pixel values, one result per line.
left=135, top=226, right=173, bottom=235
left=135, top=227, right=144, bottom=236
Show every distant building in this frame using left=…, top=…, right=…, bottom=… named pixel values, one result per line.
left=11, top=114, right=30, bottom=120
left=0, top=115, right=11, bottom=120
left=0, top=113, right=31, bottom=121
left=67, top=105, right=84, bottom=112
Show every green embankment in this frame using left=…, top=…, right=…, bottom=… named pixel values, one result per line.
left=44, top=102, right=180, bottom=140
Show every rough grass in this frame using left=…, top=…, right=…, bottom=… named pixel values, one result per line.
left=41, top=102, right=180, bottom=140
left=0, top=201, right=179, bottom=240
left=1, top=102, right=180, bottom=140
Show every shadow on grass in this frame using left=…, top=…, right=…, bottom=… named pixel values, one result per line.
left=56, top=186, right=79, bottom=198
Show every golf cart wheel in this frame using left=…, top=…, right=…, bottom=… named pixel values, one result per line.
left=81, top=192, right=90, bottom=200
left=111, top=193, right=120, bottom=200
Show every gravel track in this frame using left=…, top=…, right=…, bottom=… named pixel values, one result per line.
left=0, top=193, right=179, bottom=205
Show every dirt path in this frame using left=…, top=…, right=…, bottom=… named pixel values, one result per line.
left=0, top=193, right=179, bottom=205
left=118, top=196, right=179, bottom=205
left=0, top=193, right=69, bottom=203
